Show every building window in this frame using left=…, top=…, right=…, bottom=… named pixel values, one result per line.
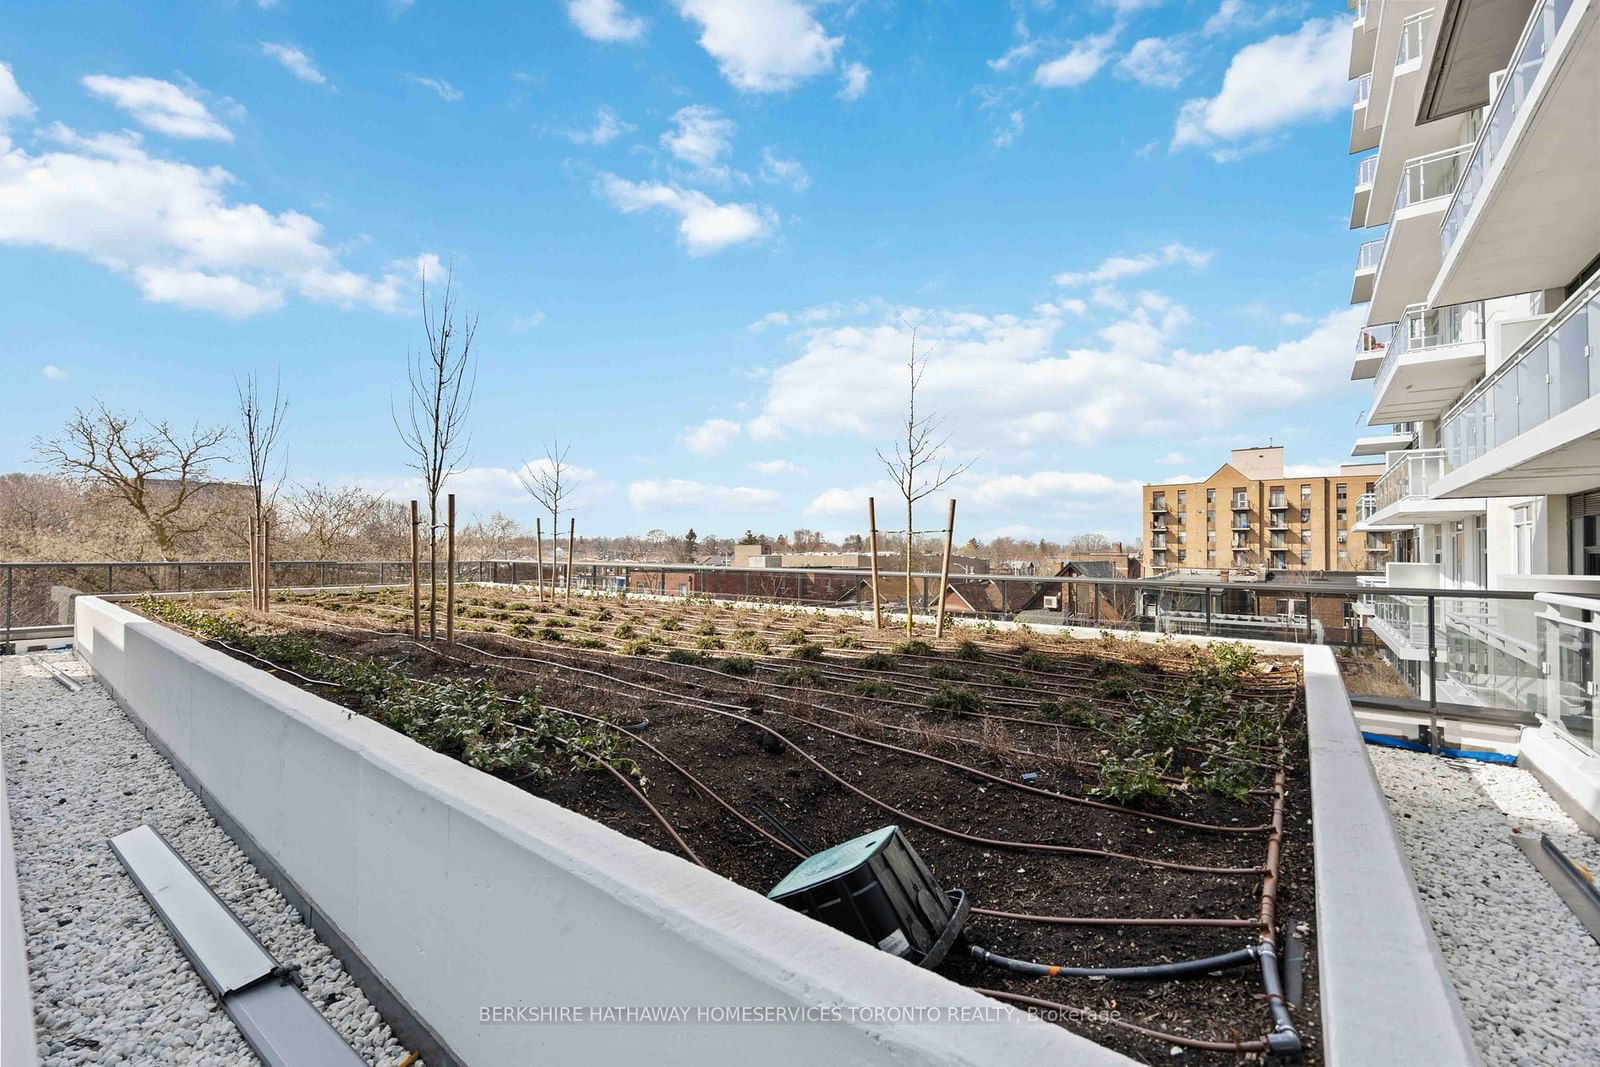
left=1336, top=508, right=1346, bottom=523
left=1337, top=531, right=1347, bottom=544
left=1270, top=551, right=1286, bottom=569
left=1152, top=493, right=1166, bottom=510
left=1301, top=530, right=1311, bottom=544
left=1515, top=505, right=1535, bottom=573
left=1300, top=550, right=1311, bottom=565
left=1300, top=485, right=1312, bottom=502
left=1232, top=490, right=1248, bottom=509
left=1206, top=549, right=1216, bottom=563
left=1207, top=529, right=1216, bottom=543
left=1177, top=549, right=1187, bottom=563
left=1177, top=490, right=1187, bottom=509
left=1335, top=483, right=1348, bottom=502
left=1206, top=488, right=1215, bottom=503
left=1300, top=507, right=1311, bottom=523
left=1178, top=530, right=1187, bottom=543
left=1206, top=509, right=1215, bottom=525
left=1269, top=487, right=1286, bottom=508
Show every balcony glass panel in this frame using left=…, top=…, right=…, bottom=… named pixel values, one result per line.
left=1443, top=279, right=1600, bottom=469
left=1395, top=10, right=1433, bottom=66
left=1356, top=154, right=1377, bottom=187
left=1372, top=449, right=1446, bottom=512
left=1356, top=237, right=1385, bottom=270
left=1372, top=301, right=1484, bottom=402
left=1440, top=0, right=1579, bottom=257
left=1354, top=71, right=1372, bottom=107
left=1394, top=145, right=1471, bottom=211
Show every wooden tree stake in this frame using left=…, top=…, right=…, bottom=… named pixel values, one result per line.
left=867, top=497, right=883, bottom=629
left=935, top=498, right=956, bottom=638
left=535, top=518, right=545, bottom=601
left=261, top=520, right=271, bottom=613
left=410, top=500, right=421, bottom=639
left=445, top=493, right=456, bottom=646
left=565, top=517, right=575, bottom=600
left=248, top=521, right=258, bottom=610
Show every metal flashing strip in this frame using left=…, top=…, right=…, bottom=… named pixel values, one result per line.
left=32, top=656, right=81, bottom=693
left=109, top=825, right=367, bottom=1066
left=1510, top=830, right=1600, bottom=945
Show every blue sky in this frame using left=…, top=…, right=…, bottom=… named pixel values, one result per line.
left=0, top=1, right=1371, bottom=543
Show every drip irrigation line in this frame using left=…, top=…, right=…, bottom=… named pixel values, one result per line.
left=970, top=943, right=1259, bottom=981
left=397, top=639, right=1266, bottom=874
left=973, top=987, right=1269, bottom=1054
left=415, top=633, right=1274, bottom=839
left=970, top=908, right=1255, bottom=928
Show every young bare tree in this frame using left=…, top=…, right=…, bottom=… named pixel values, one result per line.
left=394, top=265, right=477, bottom=638
left=33, top=401, right=231, bottom=561
left=235, top=373, right=288, bottom=605
left=876, top=325, right=973, bottom=637
left=517, top=439, right=582, bottom=559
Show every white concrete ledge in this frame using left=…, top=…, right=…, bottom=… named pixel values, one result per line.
left=1, top=734, right=41, bottom=1067
left=1518, top=722, right=1600, bottom=837
left=1303, top=646, right=1482, bottom=1066
left=72, top=596, right=1130, bottom=1067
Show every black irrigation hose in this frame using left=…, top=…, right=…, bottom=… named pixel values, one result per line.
left=970, top=908, right=1256, bottom=929
left=974, top=987, right=1270, bottom=1055
left=969, top=942, right=1259, bottom=981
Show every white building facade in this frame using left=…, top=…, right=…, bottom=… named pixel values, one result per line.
left=1346, top=0, right=1599, bottom=754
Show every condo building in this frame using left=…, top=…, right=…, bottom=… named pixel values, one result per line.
left=1346, top=0, right=1599, bottom=749
left=1141, top=447, right=1387, bottom=574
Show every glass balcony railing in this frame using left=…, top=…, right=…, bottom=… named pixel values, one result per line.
left=1354, top=71, right=1372, bottom=108
left=1356, top=236, right=1385, bottom=271
left=1372, top=300, right=1485, bottom=400
left=1372, top=448, right=1447, bottom=513
left=1357, top=491, right=1379, bottom=522
left=1440, top=0, right=1579, bottom=257
left=1357, top=0, right=1370, bottom=24
left=1357, top=322, right=1394, bottom=359
left=1441, top=274, right=1600, bottom=471
left=1356, top=154, right=1377, bottom=187
left=1395, top=9, right=1434, bottom=67
left=1393, top=144, right=1471, bottom=212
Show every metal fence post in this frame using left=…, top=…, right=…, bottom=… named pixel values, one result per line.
left=4, top=566, right=12, bottom=652
left=1204, top=585, right=1213, bottom=635
left=176, top=562, right=183, bottom=593
left=1306, top=593, right=1314, bottom=644
left=1427, top=593, right=1440, bottom=753
left=107, top=564, right=114, bottom=596
left=796, top=572, right=804, bottom=605
left=1092, top=583, right=1100, bottom=627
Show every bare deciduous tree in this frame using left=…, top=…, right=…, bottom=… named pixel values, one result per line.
left=32, top=402, right=230, bottom=561
left=287, top=482, right=388, bottom=559
left=517, top=439, right=582, bottom=552
left=394, top=265, right=477, bottom=638
left=876, top=325, right=974, bottom=636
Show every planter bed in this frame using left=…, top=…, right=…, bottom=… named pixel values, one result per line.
left=131, top=587, right=1318, bottom=1064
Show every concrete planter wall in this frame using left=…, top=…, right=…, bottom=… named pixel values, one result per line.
left=72, top=597, right=1125, bottom=1067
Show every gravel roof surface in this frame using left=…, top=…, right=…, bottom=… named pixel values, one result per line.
left=0, top=652, right=413, bottom=1066
left=1367, top=746, right=1600, bottom=1067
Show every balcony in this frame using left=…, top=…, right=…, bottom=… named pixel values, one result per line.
left=1351, top=154, right=1377, bottom=229
left=1367, top=145, right=1473, bottom=324
left=1352, top=427, right=1419, bottom=455
left=1357, top=448, right=1487, bottom=529
left=1434, top=274, right=1600, bottom=498
left=1352, top=236, right=1385, bottom=304
left=1368, top=301, right=1487, bottom=423
left=1350, top=0, right=1380, bottom=79
left=1367, top=7, right=1435, bottom=134
left=1433, top=0, right=1599, bottom=307
left=1352, top=322, right=1393, bottom=379
left=1419, top=0, right=1546, bottom=123
left=1150, top=500, right=1168, bottom=513
left=1351, top=72, right=1379, bottom=153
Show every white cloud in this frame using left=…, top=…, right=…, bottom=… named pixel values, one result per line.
left=629, top=479, right=782, bottom=512
left=989, top=40, right=1040, bottom=73
left=1033, top=298, right=1087, bottom=317
left=1280, top=311, right=1310, bottom=325
left=759, top=147, right=810, bottom=191
left=566, top=0, right=648, bottom=43
left=1118, top=37, right=1188, bottom=89
left=510, top=310, right=546, bottom=331
left=993, top=109, right=1024, bottom=148
left=0, top=123, right=430, bottom=316
left=838, top=61, right=870, bottom=101
left=0, top=64, right=35, bottom=128
left=1033, top=32, right=1117, bottom=89
left=1053, top=242, right=1211, bottom=287
left=681, top=417, right=742, bottom=456
left=750, top=459, right=805, bottom=476
left=661, top=105, right=735, bottom=180
left=1156, top=450, right=1188, bottom=465
left=747, top=298, right=880, bottom=332
left=743, top=300, right=1368, bottom=451
left=358, top=461, right=612, bottom=515
left=1203, top=0, right=1284, bottom=37
left=595, top=173, right=775, bottom=255
left=259, top=42, right=327, bottom=86
left=408, top=75, right=462, bottom=102
left=40, top=364, right=66, bottom=379
left=806, top=482, right=895, bottom=516
left=1172, top=16, right=1349, bottom=155
left=568, top=105, right=634, bottom=146
left=674, top=0, right=841, bottom=92
left=1101, top=0, right=1165, bottom=11
left=967, top=470, right=1142, bottom=510
left=81, top=75, right=234, bottom=141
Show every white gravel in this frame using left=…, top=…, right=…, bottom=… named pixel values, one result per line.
left=0, top=652, right=414, bottom=1066
left=1367, top=745, right=1600, bottom=1067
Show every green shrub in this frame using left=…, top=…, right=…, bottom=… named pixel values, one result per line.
left=776, top=666, right=826, bottom=687
left=859, top=651, right=895, bottom=670
left=1018, top=650, right=1055, bottom=673
left=738, top=634, right=772, bottom=655
left=620, top=638, right=655, bottom=656
left=658, top=617, right=681, bottom=631
left=925, top=684, right=982, bottom=718
left=614, top=622, right=636, bottom=639
left=664, top=648, right=708, bottom=666
left=1092, top=751, right=1170, bottom=803
left=850, top=680, right=896, bottom=699
left=954, top=640, right=983, bottom=661
left=1038, top=698, right=1095, bottom=728
left=509, top=622, right=533, bottom=639
left=832, top=633, right=861, bottom=649
left=893, top=639, right=934, bottom=656
left=927, top=663, right=968, bottom=681
left=537, top=625, right=564, bottom=642
left=695, top=621, right=719, bottom=636
left=719, top=656, right=758, bottom=677
left=696, top=635, right=726, bottom=651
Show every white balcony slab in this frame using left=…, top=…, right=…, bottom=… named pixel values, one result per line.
left=1350, top=7, right=1380, bottom=79
left=1357, top=494, right=1488, bottom=530
left=1366, top=3, right=1413, bottom=135
left=1354, top=431, right=1418, bottom=455
left=1367, top=198, right=1447, bottom=324
left=1419, top=0, right=1543, bottom=122
left=1432, top=1, right=1600, bottom=306
left=1370, top=339, right=1486, bottom=423
left=1363, top=62, right=1469, bottom=228
left=1351, top=180, right=1374, bottom=230
left=1351, top=101, right=1381, bottom=153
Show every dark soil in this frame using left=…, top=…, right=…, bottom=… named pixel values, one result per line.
left=144, top=589, right=1320, bottom=1064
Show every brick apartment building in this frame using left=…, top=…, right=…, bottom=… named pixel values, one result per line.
left=1141, top=447, right=1388, bottom=574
